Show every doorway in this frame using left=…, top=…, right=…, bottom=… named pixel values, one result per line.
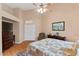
left=2, top=17, right=19, bottom=52
left=24, top=23, right=36, bottom=41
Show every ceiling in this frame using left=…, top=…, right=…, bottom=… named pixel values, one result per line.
left=4, top=3, right=37, bottom=11
left=4, top=3, right=52, bottom=11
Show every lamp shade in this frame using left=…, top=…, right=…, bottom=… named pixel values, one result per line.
left=77, top=40, right=79, bottom=42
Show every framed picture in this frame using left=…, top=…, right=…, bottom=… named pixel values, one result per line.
left=52, top=21, right=65, bottom=31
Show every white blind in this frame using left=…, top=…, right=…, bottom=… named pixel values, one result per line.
left=24, top=23, right=36, bottom=40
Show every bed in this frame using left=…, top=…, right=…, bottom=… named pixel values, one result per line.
left=27, top=38, right=76, bottom=56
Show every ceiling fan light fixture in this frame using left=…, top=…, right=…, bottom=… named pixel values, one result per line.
left=33, top=3, right=48, bottom=14
left=37, top=8, right=47, bottom=14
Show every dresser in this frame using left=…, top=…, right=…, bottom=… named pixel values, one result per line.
left=2, top=21, right=15, bottom=52
left=47, top=35, right=66, bottom=41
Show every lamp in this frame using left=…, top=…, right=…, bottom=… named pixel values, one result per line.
left=77, top=40, right=79, bottom=42
left=73, top=40, right=79, bottom=49
left=33, top=3, right=48, bottom=14
left=75, top=40, right=79, bottom=55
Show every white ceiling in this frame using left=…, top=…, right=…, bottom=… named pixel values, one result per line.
left=4, top=3, right=37, bottom=10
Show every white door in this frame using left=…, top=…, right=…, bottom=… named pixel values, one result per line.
left=24, top=23, right=36, bottom=41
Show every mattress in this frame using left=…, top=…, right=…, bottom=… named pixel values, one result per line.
left=27, top=38, right=74, bottom=56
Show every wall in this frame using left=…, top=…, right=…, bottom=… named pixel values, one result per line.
left=2, top=4, right=24, bottom=44
left=0, top=4, right=2, bottom=55
left=42, top=3, right=79, bottom=42
left=13, top=22, right=19, bottom=43
left=23, top=10, right=42, bottom=40
left=13, top=8, right=24, bottom=43
left=2, top=18, right=19, bottom=44
left=2, top=3, right=79, bottom=43
left=2, top=4, right=14, bottom=16
left=2, top=4, right=19, bottom=22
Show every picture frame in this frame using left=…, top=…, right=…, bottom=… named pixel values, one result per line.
left=52, top=21, right=65, bottom=31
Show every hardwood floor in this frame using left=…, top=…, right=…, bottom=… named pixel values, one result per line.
left=3, top=41, right=33, bottom=56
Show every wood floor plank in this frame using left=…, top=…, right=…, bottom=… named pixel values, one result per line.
left=3, top=41, right=32, bottom=56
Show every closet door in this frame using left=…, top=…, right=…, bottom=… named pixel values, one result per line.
left=24, top=23, right=36, bottom=41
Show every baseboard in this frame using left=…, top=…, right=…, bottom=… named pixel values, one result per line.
left=15, top=39, right=37, bottom=44
left=24, top=39, right=37, bottom=41
left=15, top=41, right=23, bottom=44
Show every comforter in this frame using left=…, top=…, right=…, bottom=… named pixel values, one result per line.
left=27, top=38, right=74, bottom=56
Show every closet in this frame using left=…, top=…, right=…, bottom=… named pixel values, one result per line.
left=2, top=17, right=15, bottom=52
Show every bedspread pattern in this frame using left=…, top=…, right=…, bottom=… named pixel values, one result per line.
left=27, top=38, right=74, bottom=56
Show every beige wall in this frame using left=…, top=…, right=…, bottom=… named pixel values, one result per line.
left=2, top=4, right=14, bottom=16
left=2, top=18, right=19, bottom=44
left=13, top=22, right=19, bottom=43
left=0, top=4, right=2, bottom=55
left=2, top=4, right=24, bottom=44
left=2, top=4, right=19, bottom=22
left=1, top=3, right=42, bottom=43
left=13, top=8, right=24, bottom=42
left=1, top=3, right=79, bottom=43
left=42, top=3, right=79, bottom=42
left=23, top=10, right=42, bottom=39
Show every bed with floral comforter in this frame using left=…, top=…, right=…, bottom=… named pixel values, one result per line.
left=27, top=38, right=74, bottom=56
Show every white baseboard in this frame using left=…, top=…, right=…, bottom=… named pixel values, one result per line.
left=15, top=39, right=37, bottom=44
left=15, top=41, right=23, bottom=44
left=24, top=39, right=37, bottom=41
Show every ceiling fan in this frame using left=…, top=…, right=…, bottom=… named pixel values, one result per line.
left=33, top=3, right=50, bottom=14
